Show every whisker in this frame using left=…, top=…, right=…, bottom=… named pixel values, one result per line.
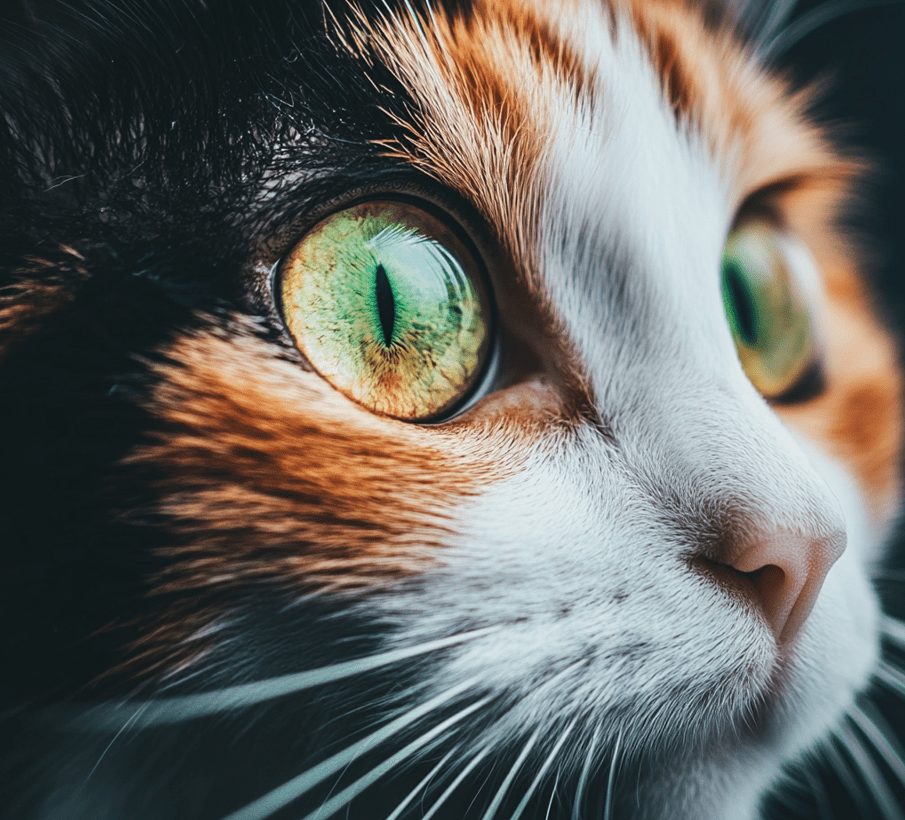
left=880, top=614, right=905, bottom=652
left=836, top=722, right=905, bottom=820
left=383, top=748, right=458, bottom=820
left=220, top=677, right=482, bottom=820
left=572, top=725, right=601, bottom=820
left=849, top=702, right=905, bottom=790
left=479, top=728, right=542, bottom=820
left=508, top=720, right=577, bottom=820
left=545, top=770, right=561, bottom=820
left=755, top=0, right=801, bottom=44
left=876, top=660, right=905, bottom=699
left=821, top=736, right=876, bottom=819
left=300, top=697, right=491, bottom=820
left=84, top=703, right=151, bottom=783
left=69, top=628, right=496, bottom=730
left=421, top=741, right=497, bottom=820
left=764, top=0, right=905, bottom=60
left=802, top=762, right=835, bottom=820
left=603, top=730, right=623, bottom=820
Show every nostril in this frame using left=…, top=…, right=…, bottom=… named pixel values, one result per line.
left=695, top=528, right=845, bottom=645
left=732, top=531, right=844, bottom=644
left=743, top=563, right=788, bottom=637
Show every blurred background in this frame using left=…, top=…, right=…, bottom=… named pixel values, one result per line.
left=768, top=2, right=905, bottom=816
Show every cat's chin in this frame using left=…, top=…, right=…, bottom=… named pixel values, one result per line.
left=622, top=492, right=883, bottom=819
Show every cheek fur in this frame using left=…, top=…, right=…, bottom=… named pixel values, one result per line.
left=0, top=246, right=89, bottom=357
left=136, top=315, right=530, bottom=594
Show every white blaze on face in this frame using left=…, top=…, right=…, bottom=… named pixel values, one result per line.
left=357, top=0, right=890, bottom=814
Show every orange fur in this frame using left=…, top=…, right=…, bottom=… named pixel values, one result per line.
left=337, top=0, right=901, bottom=526
left=136, top=316, right=535, bottom=595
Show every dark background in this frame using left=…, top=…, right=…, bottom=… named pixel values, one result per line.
left=768, top=2, right=905, bottom=816
left=783, top=0, right=905, bottom=314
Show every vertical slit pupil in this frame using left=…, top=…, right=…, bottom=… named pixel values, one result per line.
left=724, top=262, right=757, bottom=346
left=375, top=264, right=396, bottom=347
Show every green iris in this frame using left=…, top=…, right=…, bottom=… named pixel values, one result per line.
left=279, top=200, right=490, bottom=421
left=721, top=221, right=815, bottom=398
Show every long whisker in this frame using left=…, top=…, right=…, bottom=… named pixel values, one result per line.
left=545, top=770, right=561, bottom=820
left=603, top=730, right=623, bottom=820
left=876, top=660, right=905, bottom=699
left=821, top=735, right=875, bottom=819
left=421, top=741, right=497, bottom=820
left=70, top=628, right=496, bottom=730
left=849, top=702, right=905, bottom=790
left=802, top=762, right=835, bottom=820
left=836, top=722, right=905, bottom=820
left=84, top=703, right=151, bottom=782
left=383, top=748, right=459, bottom=820
left=220, top=677, right=482, bottom=820
left=300, top=697, right=492, bottom=820
left=880, top=614, right=905, bottom=651
left=572, top=725, right=601, bottom=820
left=755, top=0, right=801, bottom=44
left=479, top=728, right=542, bottom=820
left=763, top=0, right=905, bottom=60
left=508, top=720, right=577, bottom=820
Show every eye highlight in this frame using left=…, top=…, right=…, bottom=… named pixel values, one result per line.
left=721, top=220, right=819, bottom=400
left=278, top=199, right=492, bottom=422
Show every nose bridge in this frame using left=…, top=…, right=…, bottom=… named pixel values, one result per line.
left=615, top=372, right=847, bottom=643
left=624, top=367, right=843, bottom=538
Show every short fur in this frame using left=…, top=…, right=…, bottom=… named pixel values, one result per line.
left=1, top=1, right=902, bottom=819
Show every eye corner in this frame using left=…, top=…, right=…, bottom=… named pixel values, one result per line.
left=767, top=359, right=826, bottom=406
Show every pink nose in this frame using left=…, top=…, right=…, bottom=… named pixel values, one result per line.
left=722, top=527, right=846, bottom=644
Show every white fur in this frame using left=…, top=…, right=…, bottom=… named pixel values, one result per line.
left=375, top=8, right=883, bottom=818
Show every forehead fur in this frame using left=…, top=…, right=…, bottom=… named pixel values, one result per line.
left=334, top=0, right=900, bottom=512
left=336, top=0, right=842, bottom=269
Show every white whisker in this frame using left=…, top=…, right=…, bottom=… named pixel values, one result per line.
left=756, top=0, right=801, bottom=43
left=572, top=725, right=601, bottom=820
left=836, top=723, right=905, bottom=820
left=876, top=660, right=905, bottom=699
left=508, top=720, right=576, bottom=820
left=603, top=730, right=622, bottom=820
left=802, top=762, right=835, bottom=820
left=301, top=697, right=491, bottom=820
left=764, top=0, right=905, bottom=60
left=479, top=728, right=542, bottom=820
left=880, top=614, right=905, bottom=652
left=220, top=677, right=481, bottom=820
left=69, top=628, right=496, bottom=730
left=84, top=703, right=151, bottom=783
left=545, top=770, right=561, bottom=820
left=383, top=748, right=458, bottom=820
left=849, top=702, right=905, bottom=790
left=821, top=736, right=875, bottom=819
left=421, top=741, right=497, bottom=820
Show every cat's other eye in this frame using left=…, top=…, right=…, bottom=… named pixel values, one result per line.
left=721, top=220, right=820, bottom=401
left=277, top=199, right=493, bottom=422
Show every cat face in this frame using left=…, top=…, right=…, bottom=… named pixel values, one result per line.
left=1, top=0, right=901, bottom=819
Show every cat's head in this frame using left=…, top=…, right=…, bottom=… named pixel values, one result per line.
left=1, top=0, right=902, bottom=818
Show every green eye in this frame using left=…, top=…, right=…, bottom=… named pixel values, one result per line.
left=721, top=221, right=816, bottom=399
left=278, top=199, right=492, bottom=421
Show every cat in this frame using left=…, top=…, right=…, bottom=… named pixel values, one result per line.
left=2, top=0, right=905, bottom=818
